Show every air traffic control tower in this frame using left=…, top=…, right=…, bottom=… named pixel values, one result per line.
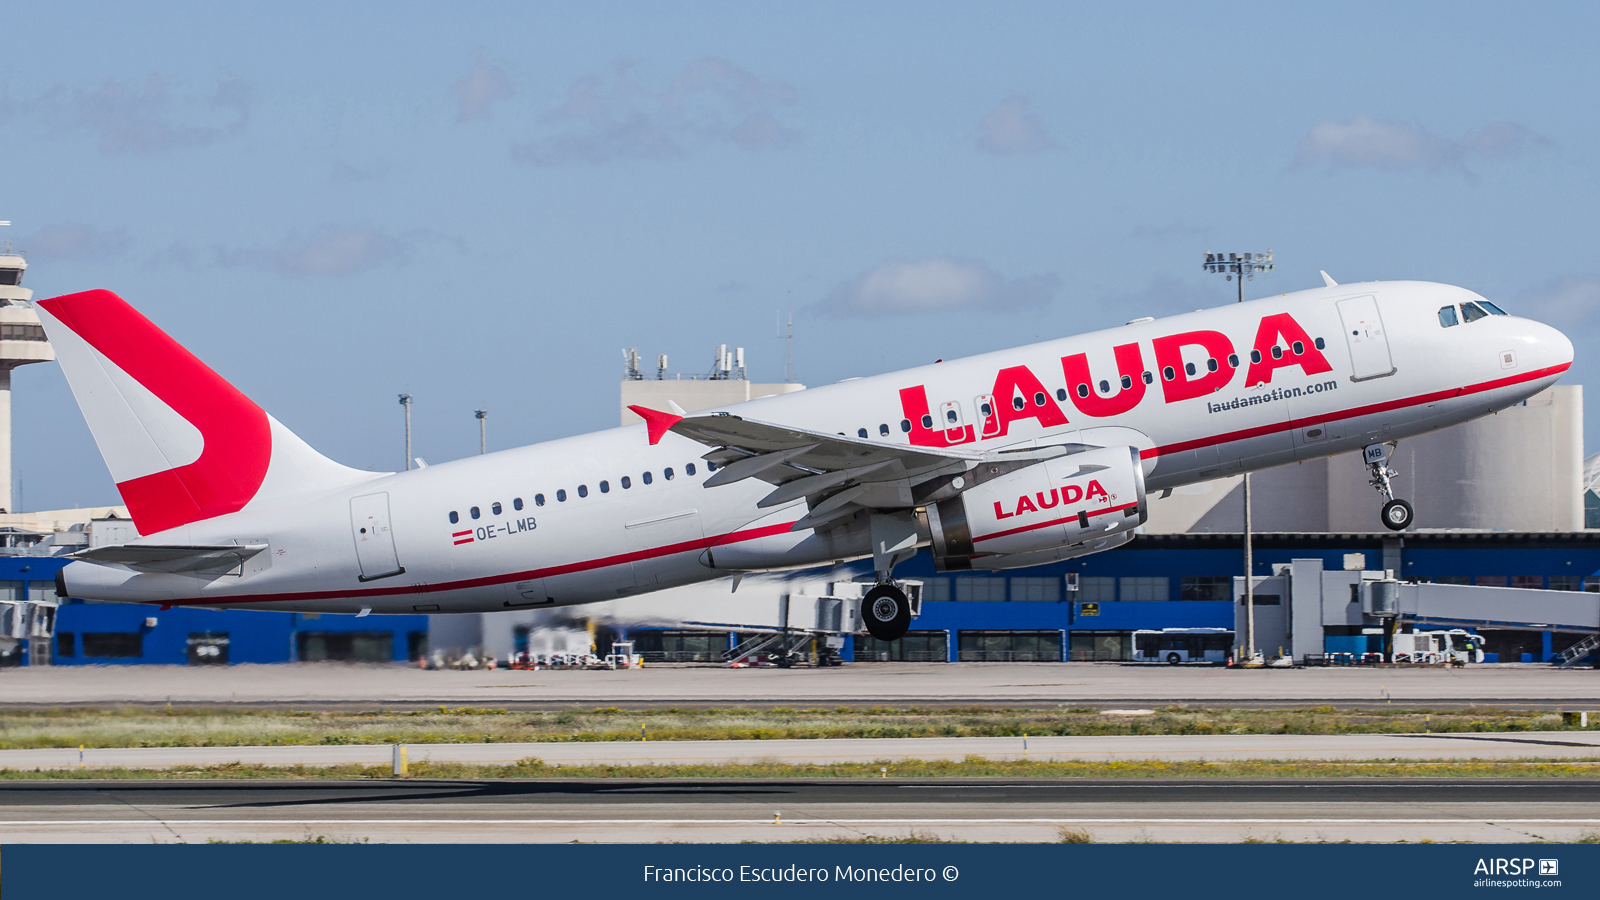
left=0, top=238, right=55, bottom=513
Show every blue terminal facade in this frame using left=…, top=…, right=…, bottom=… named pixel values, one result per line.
left=0, top=557, right=427, bottom=666
left=848, top=532, right=1600, bottom=664
left=7, top=531, right=1600, bottom=666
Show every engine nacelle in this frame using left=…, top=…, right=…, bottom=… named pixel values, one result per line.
left=925, top=445, right=1147, bottom=571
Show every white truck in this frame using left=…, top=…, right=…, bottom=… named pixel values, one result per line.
left=1391, top=629, right=1485, bottom=665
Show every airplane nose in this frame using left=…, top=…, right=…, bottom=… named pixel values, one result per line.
left=1540, top=321, right=1575, bottom=369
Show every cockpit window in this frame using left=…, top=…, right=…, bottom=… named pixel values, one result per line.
left=1478, top=300, right=1509, bottom=316
left=1437, top=306, right=1459, bottom=328
left=1461, top=301, right=1489, bottom=323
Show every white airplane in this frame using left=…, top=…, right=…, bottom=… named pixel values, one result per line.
left=40, top=280, right=1571, bottom=640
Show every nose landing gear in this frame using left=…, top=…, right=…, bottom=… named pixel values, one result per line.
left=1365, top=442, right=1413, bottom=531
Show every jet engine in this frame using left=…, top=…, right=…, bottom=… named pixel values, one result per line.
left=925, top=445, right=1147, bottom=571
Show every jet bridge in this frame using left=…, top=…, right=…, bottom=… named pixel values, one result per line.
left=1237, top=558, right=1600, bottom=664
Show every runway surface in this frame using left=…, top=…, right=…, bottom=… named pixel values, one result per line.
left=7, top=730, right=1600, bottom=770
left=4, top=662, right=1599, bottom=709
left=2, top=778, right=1595, bottom=844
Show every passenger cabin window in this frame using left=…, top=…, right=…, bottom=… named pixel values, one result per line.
left=556, top=489, right=567, bottom=502
left=857, top=428, right=868, bottom=438
left=577, top=484, right=588, bottom=498
left=707, top=460, right=717, bottom=471
left=1033, top=392, right=1047, bottom=406
left=1055, top=389, right=1067, bottom=401
left=491, top=502, right=502, bottom=515
left=664, top=467, right=674, bottom=480
left=470, top=506, right=480, bottom=519
left=1205, top=358, right=1218, bottom=372
left=514, top=498, right=523, bottom=510
left=1119, top=375, right=1132, bottom=390
left=643, top=471, right=653, bottom=485
left=449, top=511, right=459, bottom=524
left=1270, top=345, right=1283, bottom=359
left=1480, top=300, right=1509, bottom=315
left=1162, top=366, right=1175, bottom=381
left=1141, top=371, right=1153, bottom=384
left=1227, top=354, right=1239, bottom=368
left=879, top=423, right=890, bottom=436
left=599, top=480, right=609, bottom=493
left=621, top=476, right=632, bottom=489
left=901, top=419, right=912, bottom=433
left=1076, top=384, right=1089, bottom=398
left=686, top=463, right=696, bottom=475
left=1291, top=341, right=1304, bottom=355
left=921, top=414, right=934, bottom=428
left=1438, top=306, right=1459, bottom=327
left=535, top=493, right=546, bottom=506
left=1461, top=301, right=1489, bottom=323
left=1099, top=379, right=1111, bottom=393
left=1250, top=349, right=1262, bottom=364
left=1011, top=396, right=1025, bottom=411
left=1184, top=362, right=1196, bottom=376
left=946, top=408, right=958, bottom=423
left=1314, top=337, right=1326, bottom=349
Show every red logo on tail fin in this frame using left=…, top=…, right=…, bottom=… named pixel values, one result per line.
left=38, top=290, right=272, bottom=534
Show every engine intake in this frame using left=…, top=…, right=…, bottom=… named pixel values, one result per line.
left=926, top=445, right=1147, bottom=571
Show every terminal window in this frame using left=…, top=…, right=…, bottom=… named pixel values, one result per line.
left=958, top=630, right=1062, bottom=662
left=922, top=578, right=951, bottom=602
left=1069, top=631, right=1130, bottom=661
left=1476, top=576, right=1508, bottom=587
left=1010, top=577, right=1060, bottom=602
left=856, top=630, right=948, bottom=662
left=1180, top=576, right=1232, bottom=602
left=1549, top=576, right=1582, bottom=591
left=82, top=632, right=143, bottom=658
left=1118, top=576, right=1170, bottom=601
left=1510, top=576, right=1543, bottom=590
left=954, top=577, right=1008, bottom=602
left=1077, top=576, right=1115, bottom=603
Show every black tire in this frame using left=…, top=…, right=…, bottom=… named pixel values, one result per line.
left=1381, top=498, right=1414, bottom=531
left=862, top=584, right=911, bottom=641
left=1166, top=652, right=1182, bottom=665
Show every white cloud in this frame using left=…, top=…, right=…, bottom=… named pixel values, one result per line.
left=4, top=74, right=254, bottom=154
left=513, top=58, right=800, bottom=166
left=1513, top=275, right=1600, bottom=326
left=1292, top=115, right=1550, bottom=174
left=452, top=61, right=514, bottom=121
left=977, top=95, right=1053, bottom=153
left=814, top=257, right=1059, bottom=318
left=19, top=224, right=130, bottom=261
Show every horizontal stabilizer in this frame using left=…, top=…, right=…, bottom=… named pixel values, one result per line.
left=70, top=543, right=269, bottom=574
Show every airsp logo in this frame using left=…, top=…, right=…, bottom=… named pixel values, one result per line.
left=1539, top=859, right=1559, bottom=877
left=1473, top=858, right=1555, bottom=876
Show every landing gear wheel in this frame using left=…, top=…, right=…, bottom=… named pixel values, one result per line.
left=862, top=584, right=911, bottom=641
left=1166, top=652, right=1182, bottom=665
left=1381, top=498, right=1414, bottom=531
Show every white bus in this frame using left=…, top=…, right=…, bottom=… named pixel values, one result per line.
left=1133, top=628, right=1235, bottom=664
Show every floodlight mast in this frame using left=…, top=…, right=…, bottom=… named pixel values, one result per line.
left=1202, top=251, right=1274, bottom=662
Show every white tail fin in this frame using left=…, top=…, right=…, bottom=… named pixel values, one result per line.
left=37, top=289, right=375, bottom=535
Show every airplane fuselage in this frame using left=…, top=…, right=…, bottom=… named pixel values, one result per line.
left=59, top=280, right=1573, bottom=613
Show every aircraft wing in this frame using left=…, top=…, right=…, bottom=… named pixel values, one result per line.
left=69, top=543, right=270, bottom=574
left=631, top=406, right=1085, bottom=531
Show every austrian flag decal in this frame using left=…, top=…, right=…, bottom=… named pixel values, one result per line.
left=452, top=530, right=474, bottom=545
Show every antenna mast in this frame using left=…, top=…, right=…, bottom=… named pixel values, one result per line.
left=777, top=307, right=795, bottom=383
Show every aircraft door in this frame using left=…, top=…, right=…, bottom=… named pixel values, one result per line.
left=1336, top=296, right=1396, bottom=381
left=350, top=492, right=405, bottom=582
left=975, top=395, right=1000, bottom=438
left=939, top=400, right=965, bottom=443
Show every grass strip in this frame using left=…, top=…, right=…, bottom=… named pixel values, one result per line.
left=7, top=756, right=1600, bottom=780
left=0, top=704, right=1595, bottom=750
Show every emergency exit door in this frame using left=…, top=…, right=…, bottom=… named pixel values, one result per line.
left=1336, top=295, right=1396, bottom=381
left=350, top=492, right=405, bottom=581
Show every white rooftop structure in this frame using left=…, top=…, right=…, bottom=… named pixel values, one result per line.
left=0, top=228, right=55, bottom=514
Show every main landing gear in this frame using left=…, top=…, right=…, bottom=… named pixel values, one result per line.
left=862, top=583, right=912, bottom=641
left=1365, top=442, right=1414, bottom=532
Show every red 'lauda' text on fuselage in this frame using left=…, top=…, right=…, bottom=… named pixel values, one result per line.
left=899, top=311, right=1332, bottom=448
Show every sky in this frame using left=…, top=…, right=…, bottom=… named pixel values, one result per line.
left=1, top=1, right=1597, bottom=511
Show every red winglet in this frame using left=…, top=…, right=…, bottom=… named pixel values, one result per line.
left=628, top=405, right=684, bottom=445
